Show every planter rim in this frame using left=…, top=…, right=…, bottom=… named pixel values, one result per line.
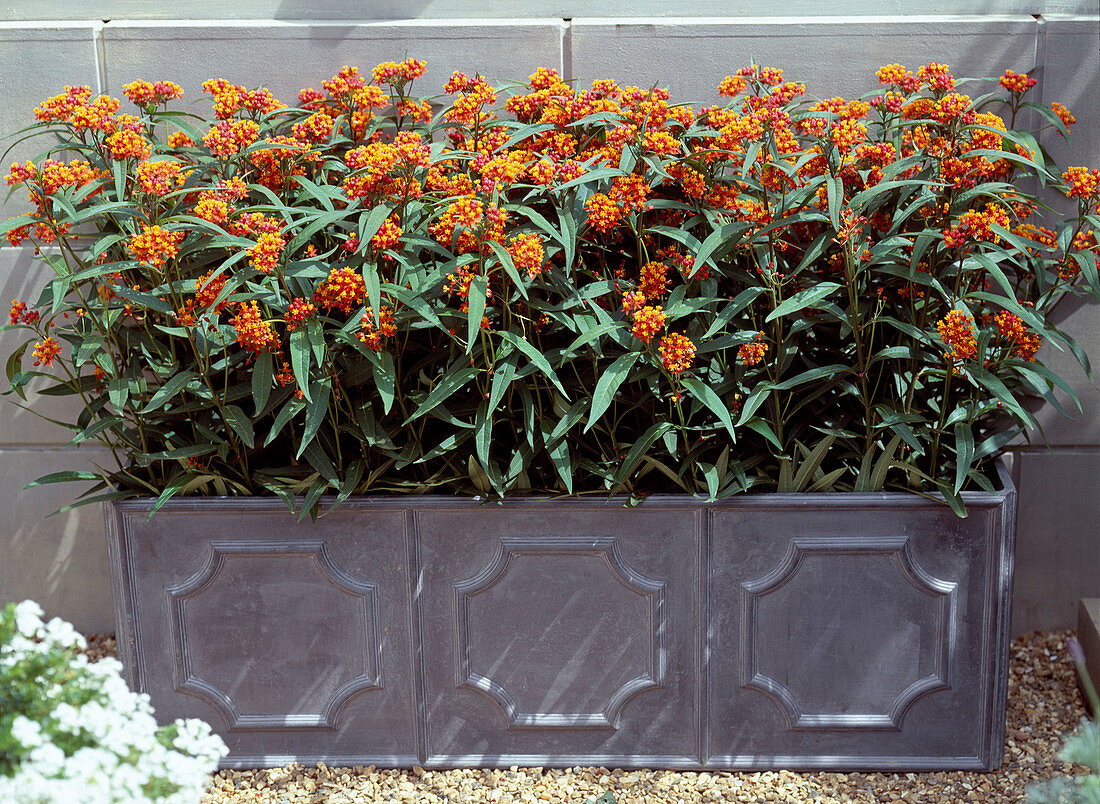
left=108, top=459, right=1014, bottom=513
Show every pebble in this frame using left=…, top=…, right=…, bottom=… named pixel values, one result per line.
left=81, top=630, right=1091, bottom=803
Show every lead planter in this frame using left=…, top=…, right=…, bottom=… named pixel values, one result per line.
left=105, top=466, right=1016, bottom=772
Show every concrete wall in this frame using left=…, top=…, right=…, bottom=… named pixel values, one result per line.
left=0, top=9, right=1097, bottom=636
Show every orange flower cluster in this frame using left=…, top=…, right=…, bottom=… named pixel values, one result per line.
left=936, top=310, right=977, bottom=363
left=444, top=72, right=498, bottom=127
left=247, top=231, right=285, bottom=274
left=34, top=86, right=121, bottom=132
left=999, top=70, right=1036, bottom=94
left=630, top=306, right=665, bottom=341
left=167, top=131, right=194, bottom=148
left=249, top=136, right=316, bottom=190
left=1063, top=166, right=1100, bottom=199
left=638, top=261, right=669, bottom=300
left=371, top=59, right=427, bottom=85
left=123, top=80, right=184, bottom=107
left=136, top=160, right=184, bottom=195
left=202, top=79, right=283, bottom=119
left=106, top=130, right=151, bottom=161
left=32, top=337, right=61, bottom=367
left=994, top=311, right=1041, bottom=361
left=876, top=64, right=922, bottom=94
left=917, top=62, right=956, bottom=93
left=738, top=333, right=769, bottom=366
left=128, top=224, right=184, bottom=269
left=371, top=215, right=403, bottom=251
left=658, top=333, right=696, bottom=374
left=285, top=298, right=316, bottom=331
left=203, top=120, right=259, bottom=157
left=506, top=233, right=545, bottom=278
left=313, top=267, right=366, bottom=314
left=942, top=203, right=1011, bottom=249
left=194, top=270, right=229, bottom=312
left=430, top=198, right=506, bottom=254
left=230, top=301, right=279, bottom=353
left=358, top=305, right=397, bottom=351
left=9, top=300, right=39, bottom=326
left=1051, top=102, right=1076, bottom=128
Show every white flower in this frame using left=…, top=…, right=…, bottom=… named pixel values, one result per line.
left=41, top=616, right=85, bottom=651
left=27, top=742, right=65, bottom=775
left=12, top=600, right=44, bottom=637
left=10, top=715, right=43, bottom=749
left=1, top=600, right=228, bottom=803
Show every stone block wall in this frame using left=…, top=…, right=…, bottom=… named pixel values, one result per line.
left=0, top=5, right=1096, bottom=635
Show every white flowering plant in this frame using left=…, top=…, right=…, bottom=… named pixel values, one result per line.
left=0, top=600, right=227, bottom=804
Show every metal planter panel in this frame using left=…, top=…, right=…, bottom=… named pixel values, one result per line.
left=107, top=501, right=419, bottom=767
left=415, top=506, right=701, bottom=767
left=105, top=473, right=1015, bottom=770
left=706, top=494, right=1013, bottom=770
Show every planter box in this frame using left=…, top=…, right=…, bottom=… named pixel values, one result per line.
left=105, top=464, right=1016, bottom=771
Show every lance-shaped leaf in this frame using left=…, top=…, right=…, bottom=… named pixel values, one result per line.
left=765, top=282, right=842, bottom=322
left=586, top=352, right=639, bottom=431
left=403, top=366, right=479, bottom=425
left=681, top=376, right=737, bottom=441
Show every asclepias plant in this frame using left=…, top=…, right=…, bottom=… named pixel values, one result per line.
left=2, top=59, right=1098, bottom=518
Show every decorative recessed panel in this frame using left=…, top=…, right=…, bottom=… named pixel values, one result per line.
left=740, top=536, right=956, bottom=730
left=455, top=536, right=665, bottom=729
left=168, top=539, right=382, bottom=731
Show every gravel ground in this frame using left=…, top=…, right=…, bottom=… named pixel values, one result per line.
left=84, top=630, right=1092, bottom=803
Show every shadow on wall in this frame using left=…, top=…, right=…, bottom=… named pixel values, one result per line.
left=0, top=446, right=114, bottom=635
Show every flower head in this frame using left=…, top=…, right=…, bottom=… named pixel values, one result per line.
left=738, top=332, right=769, bottom=366
left=32, top=337, right=61, bottom=367
left=658, top=333, right=696, bottom=374
left=998, top=70, right=1036, bottom=94
left=230, top=301, right=279, bottom=353
left=128, top=224, right=184, bottom=269
left=313, top=267, right=366, bottom=314
left=631, top=306, right=665, bottom=341
left=936, top=309, right=977, bottom=363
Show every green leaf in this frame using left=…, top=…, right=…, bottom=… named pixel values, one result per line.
left=557, top=204, right=577, bottom=273
left=870, top=434, right=903, bottom=491
left=149, top=473, right=197, bottom=516
left=24, top=470, right=101, bottom=488
left=586, top=352, right=639, bottom=431
left=560, top=320, right=623, bottom=359
left=613, top=421, right=674, bottom=485
left=252, top=352, right=273, bottom=416
left=826, top=173, right=843, bottom=230
left=475, top=399, right=492, bottom=468
left=765, top=283, right=841, bottom=322
left=498, top=330, right=568, bottom=397
left=264, top=396, right=306, bottom=446
left=971, top=365, right=1036, bottom=427
left=681, top=376, right=737, bottom=441
left=403, top=366, right=479, bottom=425
left=373, top=350, right=396, bottom=414
left=488, top=353, right=517, bottom=411
left=108, top=377, right=129, bottom=409
left=289, top=328, right=312, bottom=402
left=297, top=380, right=332, bottom=457
left=486, top=240, right=528, bottom=299
left=793, top=435, right=835, bottom=491
left=555, top=166, right=623, bottom=193
left=953, top=422, right=974, bottom=495
left=141, top=371, right=198, bottom=413
left=301, top=440, right=338, bottom=485
left=357, top=202, right=392, bottom=248
left=466, top=274, right=487, bottom=352
left=223, top=404, right=255, bottom=449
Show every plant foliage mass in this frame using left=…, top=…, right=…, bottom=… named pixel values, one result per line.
left=3, top=61, right=1099, bottom=516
